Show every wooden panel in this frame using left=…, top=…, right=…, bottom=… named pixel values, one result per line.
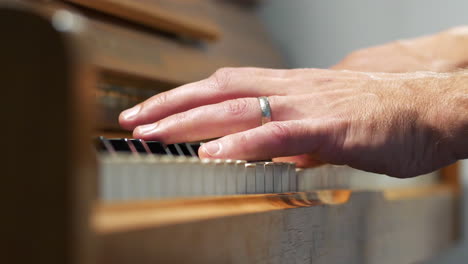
left=64, top=0, right=221, bottom=41
left=441, top=162, right=461, bottom=192
left=95, top=186, right=457, bottom=263
left=1, top=4, right=96, bottom=264
left=29, top=1, right=283, bottom=90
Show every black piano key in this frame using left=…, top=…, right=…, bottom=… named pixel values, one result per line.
left=94, top=136, right=107, bottom=152
left=177, top=143, right=193, bottom=156
left=138, top=139, right=152, bottom=154
left=124, top=138, right=139, bottom=154
left=167, top=144, right=183, bottom=156
left=130, top=139, right=152, bottom=154
left=108, top=138, right=131, bottom=152
left=96, top=137, right=203, bottom=157
left=146, top=141, right=171, bottom=155
left=187, top=143, right=201, bottom=157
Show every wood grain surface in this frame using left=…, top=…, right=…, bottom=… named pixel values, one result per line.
left=95, top=185, right=457, bottom=264
left=65, top=0, right=221, bottom=41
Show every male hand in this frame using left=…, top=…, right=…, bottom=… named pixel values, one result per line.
left=119, top=68, right=467, bottom=178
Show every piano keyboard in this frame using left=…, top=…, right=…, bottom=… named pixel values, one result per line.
left=96, top=137, right=351, bottom=202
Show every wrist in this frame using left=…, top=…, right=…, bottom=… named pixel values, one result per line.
left=425, top=72, right=468, bottom=160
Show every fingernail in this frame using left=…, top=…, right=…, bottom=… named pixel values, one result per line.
left=202, top=141, right=222, bottom=156
left=135, top=123, right=158, bottom=136
left=121, top=105, right=141, bottom=120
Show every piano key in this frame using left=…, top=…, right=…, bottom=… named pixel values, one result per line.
left=288, top=163, right=297, bottom=192
left=130, top=139, right=152, bottom=154
left=121, top=155, right=139, bottom=200
left=235, top=160, right=247, bottom=195
left=96, top=137, right=307, bottom=200
left=146, top=141, right=171, bottom=155
left=167, top=144, right=185, bottom=156
left=108, top=138, right=131, bottom=152
left=188, top=143, right=201, bottom=156
left=99, top=154, right=116, bottom=202
left=255, top=162, right=265, bottom=193
left=159, top=156, right=178, bottom=198
left=131, top=156, right=147, bottom=199
left=184, top=143, right=200, bottom=157
left=225, top=160, right=237, bottom=195
left=296, top=168, right=306, bottom=192
left=273, top=163, right=283, bottom=193
left=264, top=162, right=274, bottom=193
left=201, top=159, right=216, bottom=196
left=173, top=156, right=190, bottom=197
left=140, top=155, right=158, bottom=199
left=95, top=136, right=108, bottom=152
left=124, top=138, right=139, bottom=156
left=176, top=143, right=193, bottom=156
left=146, top=155, right=163, bottom=199
left=214, top=159, right=227, bottom=195
left=245, top=163, right=256, bottom=194
left=281, top=163, right=290, bottom=193
left=191, top=159, right=204, bottom=197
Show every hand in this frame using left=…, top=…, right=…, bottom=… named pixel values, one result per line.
left=119, top=68, right=467, bottom=178
left=333, top=26, right=468, bottom=73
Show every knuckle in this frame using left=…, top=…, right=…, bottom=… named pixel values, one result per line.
left=265, top=122, right=292, bottom=143
left=171, top=111, right=188, bottom=125
left=313, top=76, right=334, bottom=85
left=211, top=67, right=235, bottom=91
left=150, top=91, right=169, bottom=106
left=237, top=132, right=250, bottom=147
left=224, top=98, right=249, bottom=116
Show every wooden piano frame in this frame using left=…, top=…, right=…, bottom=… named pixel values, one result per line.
left=2, top=1, right=461, bottom=263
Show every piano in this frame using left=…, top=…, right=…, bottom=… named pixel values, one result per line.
left=2, top=1, right=461, bottom=263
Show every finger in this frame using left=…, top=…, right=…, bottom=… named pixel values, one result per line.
left=198, top=120, right=336, bottom=161
left=119, top=67, right=288, bottom=130
left=133, top=96, right=289, bottom=143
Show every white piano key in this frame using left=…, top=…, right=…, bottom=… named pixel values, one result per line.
left=146, top=155, right=162, bottom=199
left=159, top=156, right=176, bottom=198
left=225, top=160, right=237, bottom=195
left=120, top=154, right=135, bottom=201
left=264, top=162, right=274, bottom=193
left=273, top=163, right=283, bottom=193
left=189, top=158, right=204, bottom=197
left=214, top=159, right=227, bottom=195
left=245, top=163, right=256, bottom=194
left=140, top=155, right=155, bottom=199
left=174, top=156, right=191, bottom=197
left=235, top=160, right=247, bottom=194
left=99, top=154, right=115, bottom=202
left=201, top=159, right=216, bottom=196
left=296, top=168, right=306, bottom=192
left=255, top=162, right=265, bottom=193
left=112, top=154, right=127, bottom=201
left=288, top=163, right=297, bottom=192
left=281, top=163, right=290, bottom=193
left=132, top=155, right=147, bottom=200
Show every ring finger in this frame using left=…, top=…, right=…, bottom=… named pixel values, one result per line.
left=133, top=96, right=291, bottom=143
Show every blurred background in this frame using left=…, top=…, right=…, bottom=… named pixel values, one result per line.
left=258, top=1, right=468, bottom=263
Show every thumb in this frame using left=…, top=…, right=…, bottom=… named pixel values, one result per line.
left=199, top=120, right=329, bottom=161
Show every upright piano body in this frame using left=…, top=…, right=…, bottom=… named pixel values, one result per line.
left=1, top=1, right=461, bottom=263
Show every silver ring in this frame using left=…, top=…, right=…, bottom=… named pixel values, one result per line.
left=258, top=96, right=272, bottom=125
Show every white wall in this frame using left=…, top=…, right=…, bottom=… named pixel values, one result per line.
left=258, top=1, right=468, bottom=263
left=259, top=0, right=468, bottom=68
